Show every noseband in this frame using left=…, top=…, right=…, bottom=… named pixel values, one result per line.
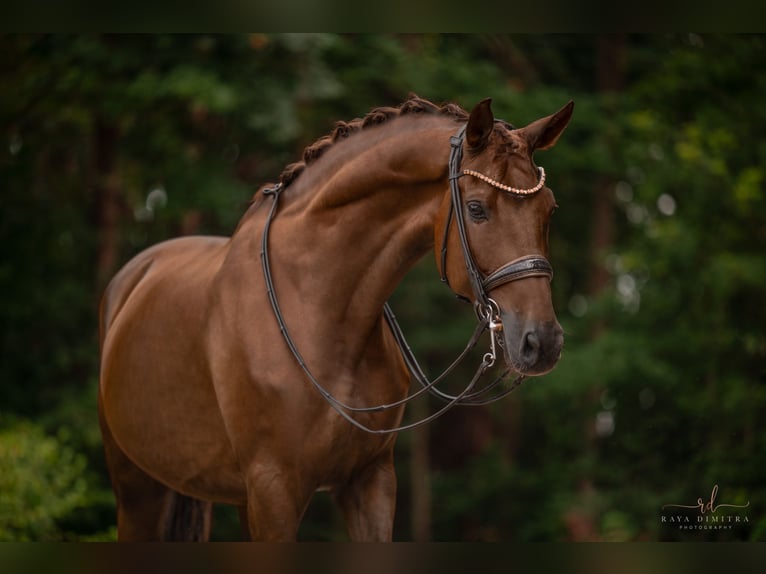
left=259, top=123, right=555, bottom=434
left=440, top=125, right=554, bottom=315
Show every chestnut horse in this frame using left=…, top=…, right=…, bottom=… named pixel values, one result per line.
left=98, top=95, right=573, bottom=541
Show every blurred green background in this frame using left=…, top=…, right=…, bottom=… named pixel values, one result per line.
left=0, top=34, right=764, bottom=541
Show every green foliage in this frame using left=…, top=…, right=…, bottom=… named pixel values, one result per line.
left=0, top=422, right=87, bottom=541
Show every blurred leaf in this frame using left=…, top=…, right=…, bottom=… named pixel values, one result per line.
left=0, top=422, right=88, bottom=541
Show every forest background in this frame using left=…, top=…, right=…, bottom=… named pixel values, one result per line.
left=1, top=34, right=764, bottom=541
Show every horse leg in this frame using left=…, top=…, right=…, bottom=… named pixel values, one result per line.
left=334, top=456, right=397, bottom=541
left=104, top=439, right=213, bottom=541
left=238, top=505, right=252, bottom=540
left=243, top=465, right=312, bottom=541
left=99, top=406, right=212, bottom=541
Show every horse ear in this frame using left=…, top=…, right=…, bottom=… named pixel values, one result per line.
left=522, top=100, right=574, bottom=151
left=466, top=98, right=494, bottom=150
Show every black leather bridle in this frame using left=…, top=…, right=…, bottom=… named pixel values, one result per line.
left=440, top=125, right=554, bottom=312
left=259, top=123, right=555, bottom=434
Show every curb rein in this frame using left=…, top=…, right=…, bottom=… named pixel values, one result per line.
left=259, top=124, right=554, bottom=434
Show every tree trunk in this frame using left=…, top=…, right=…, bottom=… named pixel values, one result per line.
left=409, top=398, right=431, bottom=541
left=566, top=34, right=626, bottom=543
left=589, top=34, right=625, bottom=299
left=93, top=119, right=122, bottom=291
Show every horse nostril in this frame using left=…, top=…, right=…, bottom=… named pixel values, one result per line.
left=522, top=331, right=540, bottom=363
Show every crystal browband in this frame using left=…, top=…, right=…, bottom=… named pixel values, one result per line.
left=462, top=166, right=546, bottom=196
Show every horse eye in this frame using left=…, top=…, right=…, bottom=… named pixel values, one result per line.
left=466, top=200, right=487, bottom=222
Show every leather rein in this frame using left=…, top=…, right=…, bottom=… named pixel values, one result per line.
left=259, top=124, right=554, bottom=434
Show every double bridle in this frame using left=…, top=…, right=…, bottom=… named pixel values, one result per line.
left=259, top=123, right=554, bottom=434
left=440, top=124, right=553, bottom=311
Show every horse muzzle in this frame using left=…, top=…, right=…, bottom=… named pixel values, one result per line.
left=499, top=311, right=563, bottom=376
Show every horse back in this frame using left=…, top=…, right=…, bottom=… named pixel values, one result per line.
left=100, top=236, right=228, bottom=343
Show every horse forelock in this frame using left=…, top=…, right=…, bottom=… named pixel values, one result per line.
left=277, top=95, right=469, bottom=188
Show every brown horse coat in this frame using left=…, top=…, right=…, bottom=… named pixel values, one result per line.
left=98, top=96, right=573, bottom=541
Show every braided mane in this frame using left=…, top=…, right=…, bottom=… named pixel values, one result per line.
left=277, top=95, right=468, bottom=188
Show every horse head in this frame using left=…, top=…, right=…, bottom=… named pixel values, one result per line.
left=436, top=98, right=574, bottom=376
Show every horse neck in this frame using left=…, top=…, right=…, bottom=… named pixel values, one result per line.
left=252, top=118, right=458, bottom=360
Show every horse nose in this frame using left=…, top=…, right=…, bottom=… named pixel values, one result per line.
left=521, top=331, right=541, bottom=365
left=518, top=322, right=563, bottom=373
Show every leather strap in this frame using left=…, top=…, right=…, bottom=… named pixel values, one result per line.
left=444, top=126, right=554, bottom=306
left=482, top=256, right=553, bottom=292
